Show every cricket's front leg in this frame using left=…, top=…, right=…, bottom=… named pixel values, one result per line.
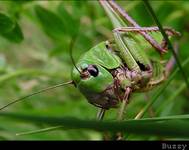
left=96, top=108, right=112, bottom=140
left=116, top=87, right=132, bottom=140
left=96, top=108, right=106, bottom=120
left=117, top=87, right=132, bottom=120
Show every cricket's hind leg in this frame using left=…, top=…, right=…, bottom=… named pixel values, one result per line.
left=114, top=26, right=180, bottom=53
left=114, top=27, right=180, bottom=35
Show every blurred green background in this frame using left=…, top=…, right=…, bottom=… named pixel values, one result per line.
left=0, top=0, right=189, bottom=140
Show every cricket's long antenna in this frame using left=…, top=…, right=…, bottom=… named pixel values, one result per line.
left=69, top=37, right=81, bottom=74
left=69, top=21, right=82, bottom=75
left=0, top=81, right=73, bottom=111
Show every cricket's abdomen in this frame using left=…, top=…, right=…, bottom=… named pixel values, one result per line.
left=112, top=59, right=166, bottom=93
left=136, top=60, right=166, bottom=92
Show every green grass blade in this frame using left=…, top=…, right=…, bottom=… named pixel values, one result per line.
left=16, top=126, right=63, bottom=136
left=35, top=5, right=66, bottom=40
left=1, top=113, right=189, bottom=138
left=155, top=82, right=186, bottom=115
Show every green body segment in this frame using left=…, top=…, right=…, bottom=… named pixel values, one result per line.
left=150, top=61, right=165, bottom=83
left=122, top=35, right=151, bottom=67
left=78, top=42, right=122, bottom=69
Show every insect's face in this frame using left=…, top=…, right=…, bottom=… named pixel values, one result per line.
left=71, top=62, right=115, bottom=108
left=72, top=62, right=114, bottom=93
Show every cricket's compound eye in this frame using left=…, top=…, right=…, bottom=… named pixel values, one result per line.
left=87, top=65, right=99, bottom=77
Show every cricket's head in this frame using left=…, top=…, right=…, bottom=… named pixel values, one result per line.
left=71, top=62, right=117, bottom=108
left=72, top=62, right=113, bottom=93
left=70, top=40, right=122, bottom=108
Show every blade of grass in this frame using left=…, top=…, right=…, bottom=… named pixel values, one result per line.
left=16, top=126, right=63, bottom=136
left=142, top=0, right=189, bottom=88
left=1, top=113, right=189, bottom=138
left=135, top=114, right=189, bottom=122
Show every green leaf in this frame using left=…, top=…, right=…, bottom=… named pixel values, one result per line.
left=57, top=2, right=80, bottom=37
left=16, top=126, right=63, bottom=136
left=35, top=5, right=66, bottom=40
left=0, top=12, right=15, bottom=34
left=1, top=22, right=24, bottom=43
